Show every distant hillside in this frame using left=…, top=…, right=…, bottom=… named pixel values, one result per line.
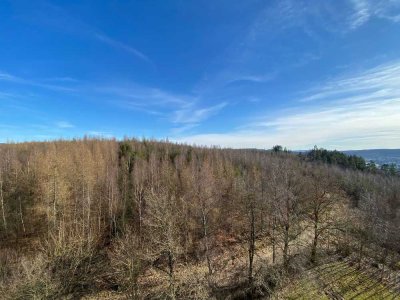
left=344, top=149, right=400, bottom=167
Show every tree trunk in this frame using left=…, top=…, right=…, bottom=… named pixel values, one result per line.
left=311, top=234, right=318, bottom=264
left=283, top=224, right=289, bottom=269
left=311, top=216, right=319, bottom=263
left=380, top=249, right=388, bottom=281
left=0, top=178, right=7, bottom=232
left=87, top=183, right=91, bottom=241
left=248, top=205, right=255, bottom=286
left=202, top=206, right=212, bottom=275
left=272, top=217, right=276, bottom=264
left=358, top=239, right=364, bottom=269
left=137, top=188, right=144, bottom=243
left=168, top=251, right=176, bottom=300
left=19, top=196, right=25, bottom=234
left=53, top=169, right=57, bottom=229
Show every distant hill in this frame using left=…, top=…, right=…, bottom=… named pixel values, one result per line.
left=343, top=149, right=400, bottom=167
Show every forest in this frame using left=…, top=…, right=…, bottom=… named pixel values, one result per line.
left=0, top=138, right=399, bottom=299
left=301, top=147, right=399, bottom=175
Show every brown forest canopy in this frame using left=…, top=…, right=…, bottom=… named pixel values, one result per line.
left=0, top=138, right=399, bottom=299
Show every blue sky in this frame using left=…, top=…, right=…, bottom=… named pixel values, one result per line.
left=1, top=0, right=400, bottom=149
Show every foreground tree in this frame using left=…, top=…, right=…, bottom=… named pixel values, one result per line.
left=271, top=159, right=307, bottom=269
left=144, top=186, right=182, bottom=300
left=242, top=166, right=262, bottom=286
left=305, top=166, right=340, bottom=263
left=193, top=158, right=218, bottom=275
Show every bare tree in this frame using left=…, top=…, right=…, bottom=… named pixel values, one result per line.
left=193, top=158, right=219, bottom=276
left=305, top=166, right=339, bottom=263
left=144, top=186, right=182, bottom=300
left=235, top=164, right=262, bottom=287
left=272, top=159, right=306, bottom=269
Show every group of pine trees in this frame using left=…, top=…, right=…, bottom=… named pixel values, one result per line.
left=301, top=146, right=399, bottom=175
left=0, top=139, right=399, bottom=299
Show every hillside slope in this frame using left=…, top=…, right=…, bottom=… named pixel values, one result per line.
left=0, top=139, right=399, bottom=299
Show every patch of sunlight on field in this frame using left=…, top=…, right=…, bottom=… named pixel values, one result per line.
left=282, top=277, right=330, bottom=300
left=277, top=260, right=400, bottom=300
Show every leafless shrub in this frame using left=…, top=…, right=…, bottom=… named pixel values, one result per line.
left=109, top=231, right=146, bottom=299
left=2, top=253, right=56, bottom=299
left=40, top=233, right=109, bottom=298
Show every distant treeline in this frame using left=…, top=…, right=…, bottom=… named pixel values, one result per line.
left=272, top=145, right=399, bottom=176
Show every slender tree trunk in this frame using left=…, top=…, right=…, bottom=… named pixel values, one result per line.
left=272, top=217, right=276, bottom=264
left=327, top=231, right=330, bottom=252
left=109, top=179, right=117, bottom=237
left=283, top=224, right=289, bottom=269
left=380, top=249, right=388, bottom=281
left=82, top=184, right=86, bottom=237
left=0, top=178, right=7, bottom=231
left=311, top=214, right=319, bottom=263
left=122, top=175, right=127, bottom=229
left=53, top=169, right=57, bottom=229
left=283, top=193, right=290, bottom=270
left=311, top=233, right=318, bottom=264
left=358, top=239, right=364, bottom=269
left=248, top=204, right=255, bottom=286
left=87, top=183, right=91, bottom=241
left=168, top=251, right=176, bottom=300
left=201, top=206, right=212, bottom=275
left=138, top=189, right=143, bottom=241
left=19, top=196, right=25, bottom=234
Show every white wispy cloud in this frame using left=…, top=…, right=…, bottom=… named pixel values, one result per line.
left=299, top=60, right=400, bottom=103
left=16, top=1, right=152, bottom=64
left=56, top=121, right=74, bottom=128
left=247, top=0, right=400, bottom=41
left=0, top=91, right=20, bottom=100
left=0, top=70, right=76, bottom=92
left=96, top=83, right=227, bottom=133
left=93, top=33, right=152, bottom=64
left=100, top=85, right=190, bottom=107
left=175, top=61, right=400, bottom=150
left=0, top=72, right=18, bottom=81
left=170, top=102, right=227, bottom=135
left=350, top=0, right=371, bottom=29
left=172, top=102, right=227, bottom=125
left=349, top=0, right=400, bottom=29
left=99, top=84, right=192, bottom=116
left=221, top=73, right=276, bottom=86
left=41, top=77, right=79, bottom=83
left=194, top=1, right=326, bottom=98
left=86, top=131, right=114, bottom=138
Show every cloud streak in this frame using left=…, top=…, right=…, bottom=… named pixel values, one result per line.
left=56, top=121, right=74, bottom=129
left=0, top=71, right=76, bottom=92
left=172, top=102, right=227, bottom=125
left=96, top=83, right=227, bottom=133
left=349, top=0, right=400, bottom=29
left=299, top=61, right=400, bottom=104
left=170, top=102, right=227, bottom=134
left=176, top=61, right=400, bottom=150
left=93, top=33, right=152, bottom=64
left=16, top=1, right=152, bottom=64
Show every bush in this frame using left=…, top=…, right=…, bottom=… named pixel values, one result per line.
left=2, top=254, right=56, bottom=299
left=43, top=235, right=110, bottom=298
left=109, top=233, right=146, bottom=298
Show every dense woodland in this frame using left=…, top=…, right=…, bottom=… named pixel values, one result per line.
left=301, top=146, right=400, bottom=175
left=0, top=139, right=399, bottom=299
